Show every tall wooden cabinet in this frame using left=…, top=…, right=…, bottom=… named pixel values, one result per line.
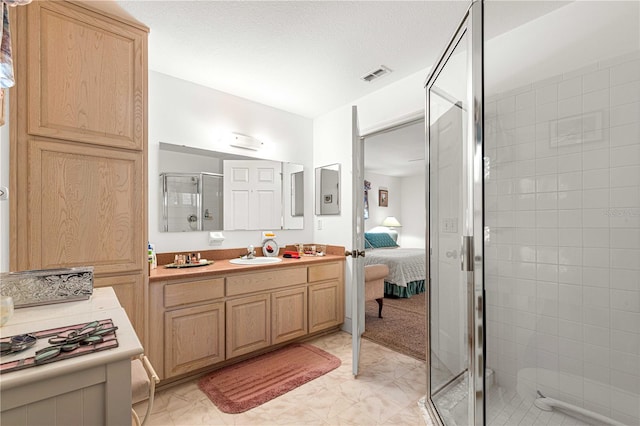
left=10, top=1, right=148, bottom=341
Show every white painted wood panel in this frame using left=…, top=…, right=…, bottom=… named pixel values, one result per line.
left=224, top=160, right=282, bottom=230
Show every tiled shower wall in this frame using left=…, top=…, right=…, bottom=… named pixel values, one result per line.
left=484, top=52, right=640, bottom=425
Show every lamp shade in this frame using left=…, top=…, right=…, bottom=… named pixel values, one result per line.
left=381, top=216, right=402, bottom=227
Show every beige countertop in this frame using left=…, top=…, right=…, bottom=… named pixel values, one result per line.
left=149, top=253, right=346, bottom=282
left=0, top=287, right=143, bottom=391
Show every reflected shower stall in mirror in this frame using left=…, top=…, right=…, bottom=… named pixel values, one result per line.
left=315, top=163, right=340, bottom=215
left=159, top=142, right=305, bottom=232
left=161, top=172, right=223, bottom=232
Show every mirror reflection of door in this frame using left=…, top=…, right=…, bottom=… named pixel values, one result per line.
left=430, top=101, right=466, bottom=389
left=223, top=160, right=282, bottom=230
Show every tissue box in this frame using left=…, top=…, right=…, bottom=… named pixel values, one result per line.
left=0, top=266, right=94, bottom=308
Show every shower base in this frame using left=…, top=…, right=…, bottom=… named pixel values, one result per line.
left=432, top=372, right=591, bottom=426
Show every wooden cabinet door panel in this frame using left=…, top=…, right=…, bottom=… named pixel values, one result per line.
left=27, top=139, right=144, bottom=275
left=272, top=286, right=307, bottom=345
left=95, top=273, right=144, bottom=342
left=164, top=302, right=225, bottom=378
left=309, top=281, right=343, bottom=333
left=226, top=294, right=270, bottom=359
left=27, top=1, right=145, bottom=150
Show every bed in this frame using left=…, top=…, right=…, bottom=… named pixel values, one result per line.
left=363, top=231, right=426, bottom=298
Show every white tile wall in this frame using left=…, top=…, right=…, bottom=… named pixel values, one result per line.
left=485, top=53, right=640, bottom=424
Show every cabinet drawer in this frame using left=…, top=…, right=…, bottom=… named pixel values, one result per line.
left=164, top=278, right=224, bottom=307
left=308, top=262, right=341, bottom=283
left=226, top=267, right=306, bottom=297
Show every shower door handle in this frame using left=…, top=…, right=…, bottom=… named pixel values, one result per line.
left=461, top=236, right=474, bottom=272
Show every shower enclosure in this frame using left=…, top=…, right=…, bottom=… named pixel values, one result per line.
left=426, top=1, right=640, bottom=425
left=161, top=172, right=223, bottom=232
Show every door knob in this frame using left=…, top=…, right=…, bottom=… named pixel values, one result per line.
left=345, top=250, right=365, bottom=258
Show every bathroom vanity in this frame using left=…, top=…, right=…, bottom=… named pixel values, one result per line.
left=147, top=251, right=345, bottom=382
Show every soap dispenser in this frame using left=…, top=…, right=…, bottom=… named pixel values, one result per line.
left=148, top=243, right=157, bottom=269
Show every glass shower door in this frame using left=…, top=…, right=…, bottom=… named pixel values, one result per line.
left=426, top=2, right=484, bottom=425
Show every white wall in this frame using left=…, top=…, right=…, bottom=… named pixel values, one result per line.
left=363, top=171, right=426, bottom=248
left=149, top=71, right=314, bottom=253
left=364, top=172, right=402, bottom=234
left=400, top=174, right=426, bottom=249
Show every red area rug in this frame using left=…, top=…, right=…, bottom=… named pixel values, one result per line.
left=198, top=343, right=341, bottom=414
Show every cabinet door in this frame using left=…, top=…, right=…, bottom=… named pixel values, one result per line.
left=309, top=280, right=344, bottom=333
left=272, top=286, right=307, bottom=345
left=165, top=302, right=225, bottom=378
left=25, top=1, right=146, bottom=150
left=226, top=294, right=270, bottom=359
left=95, top=273, right=144, bottom=342
left=24, top=138, right=144, bottom=275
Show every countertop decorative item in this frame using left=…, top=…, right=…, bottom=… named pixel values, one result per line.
left=0, top=267, right=93, bottom=308
left=164, top=261, right=214, bottom=269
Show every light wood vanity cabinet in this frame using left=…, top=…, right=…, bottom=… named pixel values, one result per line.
left=165, top=302, right=225, bottom=377
left=10, top=1, right=149, bottom=342
left=149, top=276, right=226, bottom=379
left=272, top=286, right=308, bottom=345
left=308, top=263, right=344, bottom=333
left=226, top=293, right=271, bottom=359
left=149, top=260, right=344, bottom=382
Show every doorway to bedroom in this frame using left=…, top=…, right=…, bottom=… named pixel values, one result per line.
left=359, top=118, right=430, bottom=362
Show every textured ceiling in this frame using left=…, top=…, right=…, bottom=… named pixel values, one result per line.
left=114, top=1, right=574, bottom=118
left=116, top=1, right=469, bottom=118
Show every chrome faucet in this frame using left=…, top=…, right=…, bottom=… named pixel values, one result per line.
left=245, top=245, right=256, bottom=259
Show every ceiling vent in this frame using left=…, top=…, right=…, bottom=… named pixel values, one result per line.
left=360, top=65, right=392, bottom=82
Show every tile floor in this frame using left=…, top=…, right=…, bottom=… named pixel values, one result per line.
left=135, top=331, right=433, bottom=425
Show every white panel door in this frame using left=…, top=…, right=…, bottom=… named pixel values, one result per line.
left=351, top=105, right=365, bottom=377
left=224, top=160, right=282, bottom=230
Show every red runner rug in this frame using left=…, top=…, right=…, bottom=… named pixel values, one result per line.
left=198, top=343, right=340, bottom=414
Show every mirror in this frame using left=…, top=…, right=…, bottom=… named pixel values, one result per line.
left=159, top=142, right=304, bottom=232
left=291, top=171, right=304, bottom=217
left=315, top=163, right=341, bottom=215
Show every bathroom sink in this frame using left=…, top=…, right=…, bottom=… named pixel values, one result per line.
left=229, top=257, right=283, bottom=265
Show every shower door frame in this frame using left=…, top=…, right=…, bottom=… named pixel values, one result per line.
left=424, top=1, right=485, bottom=425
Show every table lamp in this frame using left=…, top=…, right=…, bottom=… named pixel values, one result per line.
left=381, top=216, right=402, bottom=242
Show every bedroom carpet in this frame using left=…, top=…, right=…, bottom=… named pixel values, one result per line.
left=362, top=292, right=426, bottom=361
left=198, top=343, right=341, bottom=414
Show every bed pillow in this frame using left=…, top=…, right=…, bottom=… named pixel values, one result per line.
left=364, top=232, right=399, bottom=249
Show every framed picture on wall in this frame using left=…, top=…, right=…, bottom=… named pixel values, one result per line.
left=379, top=189, right=388, bottom=207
